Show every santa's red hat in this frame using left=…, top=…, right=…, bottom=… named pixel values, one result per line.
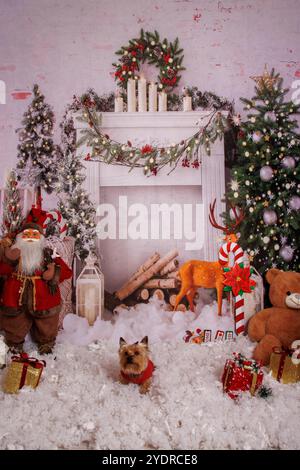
left=22, top=206, right=47, bottom=235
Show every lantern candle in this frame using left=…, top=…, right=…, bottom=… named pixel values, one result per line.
left=127, top=78, right=136, bottom=112
left=138, top=74, right=147, bottom=112
left=183, top=89, right=192, bottom=112
left=76, top=254, right=105, bottom=324
left=158, top=91, right=167, bottom=112
left=148, top=82, right=157, bottom=112
left=114, top=90, right=124, bottom=113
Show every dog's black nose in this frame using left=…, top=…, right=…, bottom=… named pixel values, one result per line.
left=127, top=356, right=133, bottom=363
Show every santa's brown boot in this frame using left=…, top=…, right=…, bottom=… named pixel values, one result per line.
left=38, top=342, right=54, bottom=355
left=6, top=341, right=24, bottom=355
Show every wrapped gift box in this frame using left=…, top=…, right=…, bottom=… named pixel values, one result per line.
left=3, top=353, right=46, bottom=394
left=270, top=346, right=300, bottom=384
left=222, top=352, right=263, bottom=399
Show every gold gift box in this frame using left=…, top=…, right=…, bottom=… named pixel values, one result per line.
left=3, top=360, right=44, bottom=394
left=270, top=349, right=300, bottom=384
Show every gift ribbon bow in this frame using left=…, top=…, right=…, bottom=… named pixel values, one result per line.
left=272, top=346, right=299, bottom=381
left=233, top=352, right=262, bottom=373
left=11, top=353, right=46, bottom=390
left=11, top=353, right=46, bottom=368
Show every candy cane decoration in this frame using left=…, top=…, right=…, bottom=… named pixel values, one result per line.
left=218, top=241, right=244, bottom=267
left=219, top=241, right=245, bottom=336
left=43, top=210, right=67, bottom=239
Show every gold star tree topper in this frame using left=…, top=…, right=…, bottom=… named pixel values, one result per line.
left=250, top=65, right=279, bottom=91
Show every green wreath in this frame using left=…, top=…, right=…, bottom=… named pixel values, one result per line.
left=112, top=29, right=185, bottom=92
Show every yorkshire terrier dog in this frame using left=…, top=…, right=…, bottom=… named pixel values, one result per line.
left=119, top=336, right=154, bottom=394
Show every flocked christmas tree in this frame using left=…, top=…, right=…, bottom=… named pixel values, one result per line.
left=224, top=67, right=300, bottom=274
left=16, top=84, right=60, bottom=201
left=1, top=170, right=22, bottom=237
left=57, top=111, right=96, bottom=260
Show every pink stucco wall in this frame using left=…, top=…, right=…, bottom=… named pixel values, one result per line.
left=0, top=0, right=300, bottom=183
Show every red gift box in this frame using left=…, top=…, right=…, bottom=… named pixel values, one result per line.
left=222, top=352, right=263, bottom=399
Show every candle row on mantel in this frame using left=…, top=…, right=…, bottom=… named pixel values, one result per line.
left=114, top=78, right=193, bottom=113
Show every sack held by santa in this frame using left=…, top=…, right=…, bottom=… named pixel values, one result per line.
left=0, top=215, right=72, bottom=355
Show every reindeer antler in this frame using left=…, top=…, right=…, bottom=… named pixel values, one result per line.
left=209, top=199, right=245, bottom=235
left=209, top=199, right=229, bottom=234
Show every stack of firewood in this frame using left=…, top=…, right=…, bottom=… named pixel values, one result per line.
left=105, top=249, right=189, bottom=313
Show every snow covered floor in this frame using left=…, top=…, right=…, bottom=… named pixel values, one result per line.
left=0, top=298, right=300, bottom=450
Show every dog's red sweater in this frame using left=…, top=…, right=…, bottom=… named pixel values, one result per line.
left=121, top=360, right=154, bottom=385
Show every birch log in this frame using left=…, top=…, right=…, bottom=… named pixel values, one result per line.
left=167, top=270, right=180, bottom=280
left=115, top=249, right=178, bottom=300
left=169, top=294, right=177, bottom=307
left=135, top=288, right=150, bottom=301
left=143, top=278, right=179, bottom=289
left=176, top=304, right=187, bottom=312
left=127, top=252, right=160, bottom=283
left=160, top=259, right=179, bottom=276
left=152, top=289, right=165, bottom=301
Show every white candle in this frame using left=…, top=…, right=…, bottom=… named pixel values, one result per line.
left=114, top=91, right=123, bottom=112
left=84, top=284, right=97, bottom=325
left=183, top=95, right=192, bottom=112
left=158, top=91, right=167, bottom=112
left=127, top=78, right=136, bottom=112
left=138, top=74, right=147, bottom=112
left=148, top=82, right=157, bottom=112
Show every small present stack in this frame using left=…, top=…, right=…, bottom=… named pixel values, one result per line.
left=3, top=353, right=46, bottom=394
left=269, top=345, right=300, bottom=384
left=222, top=352, right=264, bottom=400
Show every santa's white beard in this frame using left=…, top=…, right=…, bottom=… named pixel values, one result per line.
left=13, top=234, right=45, bottom=275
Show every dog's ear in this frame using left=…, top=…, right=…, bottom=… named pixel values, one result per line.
left=119, top=337, right=127, bottom=347
left=140, top=336, right=148, bottom=346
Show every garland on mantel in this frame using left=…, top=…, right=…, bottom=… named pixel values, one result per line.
left=69, top=89, right=234, bottom=176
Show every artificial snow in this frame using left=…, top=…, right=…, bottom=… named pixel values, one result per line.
left=0, top=296, right=299, bottom=450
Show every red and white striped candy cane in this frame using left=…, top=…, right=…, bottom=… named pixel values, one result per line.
left=218, top=241, right=244, bottom=267
left=219, top=241, right=245, bottom=336
left=43, top=210, right=67, bottom=239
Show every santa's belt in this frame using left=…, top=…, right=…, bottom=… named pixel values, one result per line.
left=12, top=272, right=42, bottom=312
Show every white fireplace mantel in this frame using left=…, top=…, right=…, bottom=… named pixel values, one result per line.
left=75, top=111, right=226, bottom=275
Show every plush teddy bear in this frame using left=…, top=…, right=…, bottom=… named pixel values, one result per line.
left=248, top=269, right=300, bottom=365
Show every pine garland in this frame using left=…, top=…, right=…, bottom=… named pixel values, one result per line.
left=70, top=88, right=233, bottom=176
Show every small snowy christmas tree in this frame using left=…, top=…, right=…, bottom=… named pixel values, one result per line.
left=16, top=84, right=60, bottom=199
left=58, top=112, right=96, bottom=260
left=1, top=170, right=22, bottom=237
left=224, top=68, right=300, bottom=273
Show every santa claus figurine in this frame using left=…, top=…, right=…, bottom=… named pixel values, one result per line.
left=0, top=220, right=72, bottom=354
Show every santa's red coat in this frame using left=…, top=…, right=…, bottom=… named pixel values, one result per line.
left=0, top=257, right=72, bottom=312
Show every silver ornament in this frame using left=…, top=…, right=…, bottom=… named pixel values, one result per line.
left=263, top=209, right=277, bottom=225
left=252, top=131, right=262, bottom=142
left=289, top=195, right=300, bottom=211
left=282, top=156, right=296, bottom=169
left=279, top=245, right=294, bottom=262
left=260, top=166, right=274, bottom=182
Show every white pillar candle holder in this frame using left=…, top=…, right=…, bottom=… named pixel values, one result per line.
left=148, top=82, right=157, bottom=112
left=183, top=95, right=192, bottom=112
left=127, top=78, right=136, bottom=112
left=138, top=74, right=147, bottom=112
left=114, top=91, right=124, bottom=113
left=158, top=91, right=167, bottom=112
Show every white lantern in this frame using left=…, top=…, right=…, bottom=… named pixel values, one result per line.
left=76, top=254, right=104, bottom=325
